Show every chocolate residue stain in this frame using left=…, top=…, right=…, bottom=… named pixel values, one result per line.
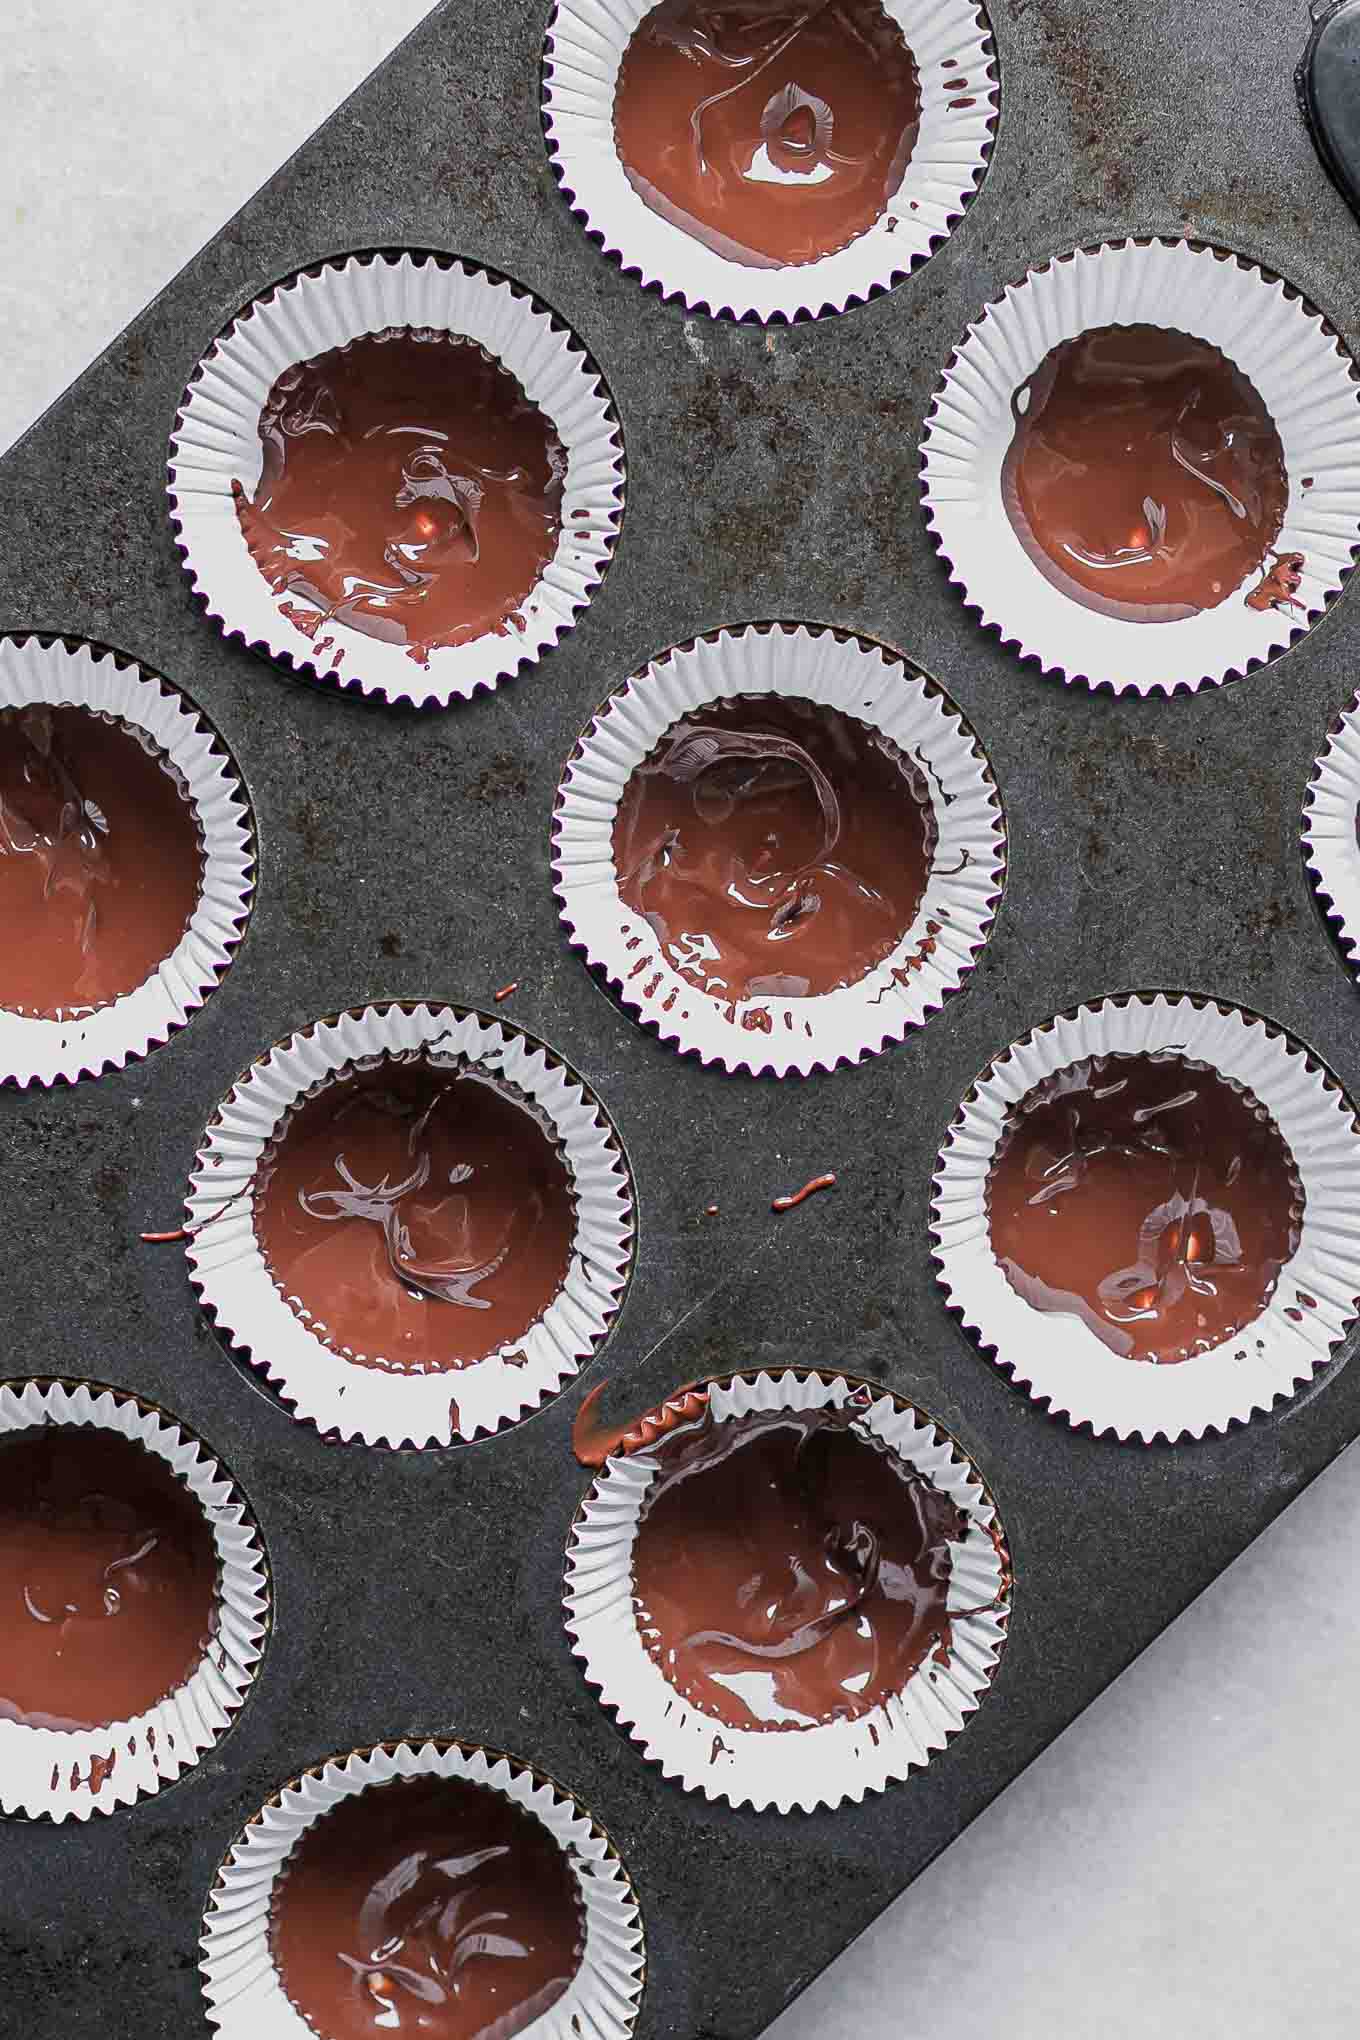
left=571, top=1378, right=712, bottom=1468
left=772, top=1172, right=837, bottom=1212
left=279, top=600, right=321, bottom=639
left=87, top=1750, right=117, bottom=1794
left=984, top=1515, right=1014, bottom=1602
left=1245, top=551, right=1306, bottom=615
left=871, top=916, right=943, bottom=1005
left=139, top=1196, right=238, bottom=1247
left=1021, top=0, right=1136, bottom=210
left=468, top=754, right=529, bottom=805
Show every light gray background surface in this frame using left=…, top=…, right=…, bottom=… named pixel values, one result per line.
left=4, top=4, right=1359, bottom=2032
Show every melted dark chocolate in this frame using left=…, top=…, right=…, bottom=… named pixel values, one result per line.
left=987, top=1051, right=1303, bottom=1363
left=254, top=1057, right=576, bottom=1373
left=1002, top=325, right=1289, bottom=621
left=611, top=694, right=935, bottom=1002
left=0, top=1428, right=217, bottom=1731
left=270, top=1774, right=584, bottom=2040
left=0, top=705, right=203, bottom=1018
left=632, top=1406, right=966, bottom=1729
left=613, top=0, right=921, bottom=267
left=572, top=1378, right=710, bottom=1467
left=234, top=329, right=565, bottom=662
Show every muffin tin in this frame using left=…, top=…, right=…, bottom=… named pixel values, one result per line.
left=6, top=0, right=1360, bottom=2036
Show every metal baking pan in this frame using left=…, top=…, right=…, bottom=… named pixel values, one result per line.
left=4, top=0, right=1360, bottom=2034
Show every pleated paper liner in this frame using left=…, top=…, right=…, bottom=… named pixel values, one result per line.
left=168, top=250, right=624, bottom=707
left=564, top=1368, right=1010, bottom=1812
left=542, top=0, right=998, bottom=320
left=920, top=238, right=1360, bottom=694
left=0, top=1379, right=269, bottom=1822
left=199, top=1739, right=645, bottom=2040
left=552, top=622, right=1006, bottom=1077
left=185, top=1003, right=635, bottom=1447
left=1304, top=688, right=1360, bottom=973
left=932, top=992, right=1360, bottom=1442
left=0, top=635, right=254, bottom=1087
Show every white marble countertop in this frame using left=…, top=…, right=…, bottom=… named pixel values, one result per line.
left=6, top=5, right=1359, bottom=2033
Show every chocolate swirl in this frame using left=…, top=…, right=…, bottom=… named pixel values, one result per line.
left=613, top=0, right=921, bottom=267
left=234, top=329, right=564, bottom=663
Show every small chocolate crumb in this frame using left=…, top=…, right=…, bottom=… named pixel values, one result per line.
left=1245, top=550, right=1306, bottom=615
left=772, top=1172, right=838, bottom=1213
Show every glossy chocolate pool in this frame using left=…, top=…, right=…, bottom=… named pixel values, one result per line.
left=254, top=1056, right=576, bottom=1373
left=611, top=693, right=935, bottom=1002
left=1001, top=324, right=1289, bottom=622
left=0, top=1427, right=217, bottom=1732
left=613, top=0, right=921, bottom=267
left=0, top=704, right=202, bottom=1018
left=987, top=1051, right=1303, bottom=1363
left=233, top=328, right=564, bottom=663
left=270, top=1773, right=584, bottom=2040
left=632, top=1405, right=966, bottom=1730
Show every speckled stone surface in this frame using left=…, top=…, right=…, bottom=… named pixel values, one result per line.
left=2, top=2, right=1360, bottom=2037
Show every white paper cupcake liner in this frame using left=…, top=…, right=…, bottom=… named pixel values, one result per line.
left=168, top=251, right=625, bottom=708
left=1304, top=689, right=1360, bottom=972
left=200, top=1739, right=645, bottom=2040
left=186, top=1003, right=635, bottom=1447
left=553, top=622, right=1005, bottom=1076
left=920, top=239, right=1360, bottom=694
left=0, top=1378, right=270, bottom=1822
left=0, top=635, right=255, bottom=1087
left=565, top=1369, right=1010, bottom=1812
left=543, top=0, right=998, bottom=321
left=932, top=993, right=1360, bottom=1442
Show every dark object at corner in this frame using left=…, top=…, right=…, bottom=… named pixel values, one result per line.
left=1298, top=0, right=1360, bottom=215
